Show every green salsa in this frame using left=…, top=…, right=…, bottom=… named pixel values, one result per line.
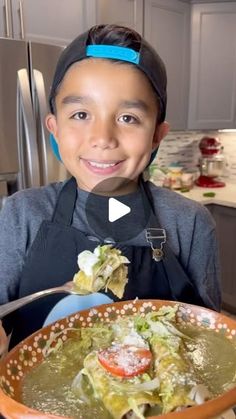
left=21, top=321, right=236, bottom=418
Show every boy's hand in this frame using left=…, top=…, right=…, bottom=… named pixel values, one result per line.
left=0, top=320, right=8, bottom=358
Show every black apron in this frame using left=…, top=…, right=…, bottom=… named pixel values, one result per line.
left=8, top=177, right=205, bottom=348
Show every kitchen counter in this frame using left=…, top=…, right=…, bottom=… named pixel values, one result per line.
left=176, top=182, right=236, bottom=208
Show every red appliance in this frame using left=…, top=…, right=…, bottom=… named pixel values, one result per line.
left=196, top=137, right=225, bottom=188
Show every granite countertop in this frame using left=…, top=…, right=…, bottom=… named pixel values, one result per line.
left=176, top=182, right=236, bottom=208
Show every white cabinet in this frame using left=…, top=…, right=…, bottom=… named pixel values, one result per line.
left=94, top=0, right=190, bottom=130
left=4, top=0, right=96, bottom=45
left=0, top=0, right=13, bottom=38
left=2, top=0, right=143, bottom=44
left=144, top=0, right=190, bottom=130
left=188, top=2, right=236, bottom=130
left=95, top=0, right=143, bottom=33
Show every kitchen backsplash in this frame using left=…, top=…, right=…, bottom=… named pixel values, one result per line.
left=155, top=130, right=236, bottom=183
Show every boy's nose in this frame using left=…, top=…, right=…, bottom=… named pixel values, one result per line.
left=89, top=119, right=118, bottom=149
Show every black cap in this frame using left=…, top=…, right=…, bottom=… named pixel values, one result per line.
left=49, top=26, right=167, bottom=122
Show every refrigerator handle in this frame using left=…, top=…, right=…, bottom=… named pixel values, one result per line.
left=17, top=68, right=40, bottom=189
left=18, top=0, right=25, bottom=39
left=4, top=0, right=11, bottom=37
left=32, top=69, right=50, bottom=185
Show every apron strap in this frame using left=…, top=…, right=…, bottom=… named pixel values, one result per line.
left=52, top=177, right=77, bottom=226
left=139, top=178, right=160, bottom=221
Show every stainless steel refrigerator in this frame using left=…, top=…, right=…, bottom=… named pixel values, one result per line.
left=0, top=37, right=68, bottom=206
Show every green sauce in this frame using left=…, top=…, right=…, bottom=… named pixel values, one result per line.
left=180, top=326, right=236, bottom=395
left=21, top=324, right=236, bottom=418
left=21, top=338, right=113, bottom=418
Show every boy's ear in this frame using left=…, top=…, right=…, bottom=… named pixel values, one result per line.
left=152, top=121, right=169, bottom=151
left=45, top=114, right=58, bottom=139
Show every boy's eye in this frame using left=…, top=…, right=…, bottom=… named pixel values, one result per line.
left=119, top=114, right=139, bottom=124
left=72, top=111, right=88, bottom=120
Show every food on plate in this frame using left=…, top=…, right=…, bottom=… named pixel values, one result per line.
left=21, top=305, right=236, bottom=418
left=79, top=348, right=160, bottom=418
left=73, top=244, right=130, bottom=298
left=136, top=308, right=203, bottom=413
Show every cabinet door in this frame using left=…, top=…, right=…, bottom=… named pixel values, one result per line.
left=95, top=0, right=143, bottom=33
left=144, top=0, right=190, bottom=130
left=188, top=3, right=236, bottom=130
left=0, top=0, right=13, bottom=38
left=207, top=204, right=236, bottom=313
left=11, top=0, right=95, bottom=45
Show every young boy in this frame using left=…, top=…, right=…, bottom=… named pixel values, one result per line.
left=0, top=24, right=221, bottom=352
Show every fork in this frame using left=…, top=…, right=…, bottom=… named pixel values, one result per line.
left=0, top=281, right=82, bottom=319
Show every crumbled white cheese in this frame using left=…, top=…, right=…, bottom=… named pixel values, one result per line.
left=94, top=246, right=101, bottom=257
left=77, top=250, right=99, bottom=276
left=122, top=328, right=148, bottom=348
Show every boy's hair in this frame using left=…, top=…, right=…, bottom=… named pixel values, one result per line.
left=49, top=24, right=167, bottom=122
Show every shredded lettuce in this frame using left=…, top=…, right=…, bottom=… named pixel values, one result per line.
left=80, top=324, right=114, bottom=349
left=135, top=306, right=191, bottom=342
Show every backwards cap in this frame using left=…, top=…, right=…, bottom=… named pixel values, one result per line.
left=49, top=26, right=167, bottom=122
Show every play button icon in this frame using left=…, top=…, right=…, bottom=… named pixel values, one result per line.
left=85, top=177, right=151, bottom=242
left=108, top=198, right=131, bottom=222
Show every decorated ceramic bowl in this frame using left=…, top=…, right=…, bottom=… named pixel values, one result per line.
left=0, top=299, right=236, bottom=419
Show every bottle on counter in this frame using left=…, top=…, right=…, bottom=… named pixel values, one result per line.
left=167, top=166, right=183, bottom=190
left=181, top=173, right=194, bottom=189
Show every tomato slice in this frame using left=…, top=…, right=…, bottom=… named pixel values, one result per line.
left=97, top=345, right=152, bottom=377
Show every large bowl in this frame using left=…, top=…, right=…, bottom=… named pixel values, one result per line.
left=0, top=300, right=236, bottom=419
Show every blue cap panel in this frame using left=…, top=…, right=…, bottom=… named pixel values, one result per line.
left=86, top=45, right=140, bottom=64
left=49, top=133, right=62, bottom=162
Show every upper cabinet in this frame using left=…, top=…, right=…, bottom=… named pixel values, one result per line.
left=90, top=0, right=236, bottom=131
left=144, top=0, right=190, bottom=130
left=1, top=0, right=96, bottom=45
left=95, top=0, right=143, bottom=33
left=188, top=2, right=236, bottom=130
left=0, top=0, right=15, bottom=38
left=1, top=0, right=143, bottom=44
left=91, top=0, right=191, bottom=130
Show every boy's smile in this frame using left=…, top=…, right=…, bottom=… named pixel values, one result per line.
left=46, top=59, right=169, bottom=193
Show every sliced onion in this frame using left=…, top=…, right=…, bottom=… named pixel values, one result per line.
left=188, top=384, right=211, bottom=404
left=116, top=377, right=160, bottom=393
left=71, top=370, right=90, bottom=403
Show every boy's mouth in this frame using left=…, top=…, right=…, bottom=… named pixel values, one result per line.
left=87, top=160, right=118, bottom=169
left=80, top=158, right=124, bottom=174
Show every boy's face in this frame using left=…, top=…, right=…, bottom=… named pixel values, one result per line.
left=46, top=59, right=169, bottom=193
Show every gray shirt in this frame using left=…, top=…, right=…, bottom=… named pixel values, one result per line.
left=0, top=180, right=221, bottom=310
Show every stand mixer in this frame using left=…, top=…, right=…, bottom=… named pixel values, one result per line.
left=195, top=137, right=225, bottom=187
